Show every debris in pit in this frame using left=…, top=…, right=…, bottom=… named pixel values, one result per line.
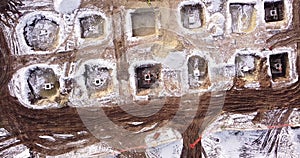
left=180, top=3, right=204, bottom=29
left=235, top=53, right=271, bottom=89
left=187, top=56, right=208, bottom=89
left=79, top=14, right=105, bottom=38
left=264, top=0, right=284, bottom=23
left=83, top=65, right=112, bottom=98
left=229, top=3, right=255, bottom=33
left=23, top=14, right=59, bottom=51
left=235, top=54, right=256, bottom=77
left=269, top=52, right=289, bottom=81
left=27, top=67, right=60, bottom=104
left=135, top=63, right=161, bottom=95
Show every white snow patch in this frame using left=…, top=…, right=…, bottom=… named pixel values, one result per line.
left=145, top=128, right=183, bottom=158
left=201, top=108, right=300, bottom=157
left=54, top=0, right=81, bottom=14
left=14, top=148, right=30, bottom=158
left=146, top=139, right=183, bottom=158
left=0, top=128, right=10, bottom=138
left=77, top=131, right=88, bottom=135
left=0, top=144, right=29, bottom=158
left=162, top=51, right=186, bottom=70
left=47, top=142, right=119, bottom=158
left=134, top=123, right=158, bottom=134
left=244, top=82, right=260, bottom=89
left=208, top=12, right=225, bottom=37
left=145, top=128, right=182, bottom=148
left=204, top=0, right=223, bottom=13
left=36, top=143, right=51, bottom=150
left=53, top=134, right=74, bottom=139
left=129, top=122, right=144, bottom=126
left=202, top=127, right=300, bottom=158
left=39, top=135, right=56, bottom=142
left=0, top=138, right=20, bottom=149
left=288, top=109, right=300, bottom=126
left=66, top=139, right=88, bottom=146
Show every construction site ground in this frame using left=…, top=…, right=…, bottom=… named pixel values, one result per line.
left=1, top=0, right=300, bottom=157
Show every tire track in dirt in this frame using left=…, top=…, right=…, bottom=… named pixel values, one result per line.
left=1, top=1, right=300, bottom=156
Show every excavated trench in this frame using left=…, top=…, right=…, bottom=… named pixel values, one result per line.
left=1, top=1, right=300, bottom=157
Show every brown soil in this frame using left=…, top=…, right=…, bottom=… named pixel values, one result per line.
left=1, top=0, right=300, bottom=157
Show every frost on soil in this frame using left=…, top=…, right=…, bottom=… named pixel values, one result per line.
left=202, top=108, right=300, bottom=158
left=54, top=0, right=81, bottom=14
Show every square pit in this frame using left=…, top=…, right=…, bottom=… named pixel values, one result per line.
left=83, top=64, right=113, bottom=98
left=187, top=56, right=208, bottom=89
left=131, top=8, right=156, bottom=37
left=27, top=67, right=60, bottom=104
left=264, top=0, right=284, bottom=22
left=24, top=15, right=59, bottom=51
left=269, top=52, right=289, bottom=81
left=135, top=63, right=162, bottom=95
left=229, top=3, right=255, bottom=33
left=180, top=3, right=204, bottom=29
left=79, top=14, right=105, bottom=38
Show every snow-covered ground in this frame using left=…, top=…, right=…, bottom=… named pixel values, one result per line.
left=146, top=139, right=183, bottom=158
left=6, top=0, right=298, bottom=109
left=8, top=0, right=112, bottom=55
left=145, top=128, right=183, bottom=158
left=54, top=0, right=81, bottom=14
left=202, top=128, right=300, bottom=158
left=46, top=142, right=119, bottom=158
left=0, top=128, right=31, bottom=158
left=1, top=144, right=31, bottom=158
left=202, top=108, right=300, bottom=158
left=0, top=128, right=9, bottom=138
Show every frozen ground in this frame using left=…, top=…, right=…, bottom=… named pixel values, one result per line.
left=6, top=0, right=299, bottom=109
left=202, top=128, right=300, bottom=158
left=144, top=128, right=183, bottom=158
left=47, top=142, right=119, bottom=158
left=202, top=108, right=300, bottom=158
left=1, top=0, right=300, bottom=157
left=0, top=128, right=31, bottom=158
left=54, top=0, right=81, bottom=14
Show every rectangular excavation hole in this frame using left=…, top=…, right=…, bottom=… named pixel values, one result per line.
left=24, top=15, right=59, bottom=51
left=264, top=0, right=284, bottom=22
left=180, top=4, right=204, bottom=29
left=235, top=54, right=256, bottom=77
left=27, top=67, right=60, bottom=104
left=269, top=53, right=289, bottom=80
left=80, top=15, right=105, bottom=38
left=188, top=56, right=208, bottom=88
left=135, top=64, right=161, bottom=92
left=131, top=8, right=156, bottom=37
left=84, top=65, right=111, bottom=92
left=230, top=3, right=255, bottom=33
